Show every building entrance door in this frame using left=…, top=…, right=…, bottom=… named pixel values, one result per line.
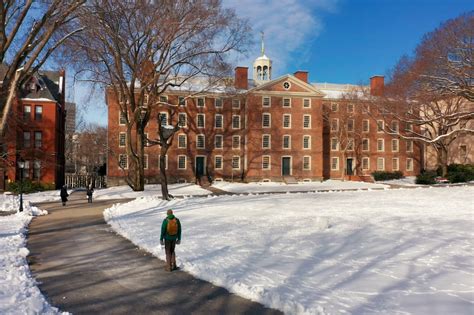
left=346, top=158, right=354, bottom=175
left=195, top=157, right=205, bottom=178
left=282, top=157, right=291, bottom=176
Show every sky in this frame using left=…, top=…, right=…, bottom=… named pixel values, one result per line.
left=73, top=0, right=473, bottom=127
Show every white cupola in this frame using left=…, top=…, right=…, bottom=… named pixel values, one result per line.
left=253, top=32, right=272, bottom=85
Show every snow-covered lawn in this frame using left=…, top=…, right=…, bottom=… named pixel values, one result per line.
left=104, top=186, right=474, bottom=315
left=0, top=195, right=64, bottom=314
left=93, top=183, right=211, bottom=200
left=212, top=179, right=389, bottom=194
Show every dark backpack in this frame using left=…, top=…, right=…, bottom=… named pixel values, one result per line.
left=167, top=218, right=178, bottom=236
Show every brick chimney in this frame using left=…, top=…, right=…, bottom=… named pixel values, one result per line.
left=234, top=67, right=248, bottom=90
left=294, top=70, right=309, bottom=83
left=370, top=75, right=384, bottom=96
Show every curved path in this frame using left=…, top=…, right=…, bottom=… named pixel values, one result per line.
left=28, top=192, right=282, bottom=315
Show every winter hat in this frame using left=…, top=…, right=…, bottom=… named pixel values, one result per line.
left=167, top=209, right=173, bottom=215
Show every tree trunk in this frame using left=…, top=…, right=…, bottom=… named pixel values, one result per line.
left=126, top=126, right=145, bottom=191
left=159, top=145, right=170, bottom=200
left=438, top=146, right=449, bottom=177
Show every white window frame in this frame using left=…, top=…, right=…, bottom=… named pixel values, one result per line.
left=262, top=134, right=271, bottom=149
left=119, top=111, right=127, bottom=125
left=262, top=113, right=271, bottom=128
left=377, top=138, right=385, bottom=152
left=232, top=135, right=241, bottom=149
left=196, top=134, right=205, bottom=149
left=362, top=119, right=370, bottom=132
left=262, top=155, right=271, bottom=170
left=283, top=135, right=291, bottom=149
left=303, top=98, right=311, bottom=108
left=232, top=99, right=240, bottom=109
left=159, top=95, right=168, bottom=103
left=178, top=155, right=187, bottom=170
left=215, top=114, right=223, bottom=129
left=283, top=114, right=291, bottom=129
left=377, top=120, right=384, bottom=133
left=392, top=139, right=399, bottom=152
left=178, top=96, right=186, bottom=106
left=177, top=134, right=187, bottom=149
left=215, top=134, right=223, bottom=149
left=406, top=140, right=413, bottom=152
left=377, top=157, right=385, bottom=171
left=197, top=97, right=205, bottom=107
left=119, top=154, right=128, bottom=169
left=362, top=138, right=370, bottom=151
left=232, top=115, right=241, bottom=129
left=331, top=138, right=339, bottom=151
left=331, top=118, right=339, bottom=132
left=406, top=158, right=414, bottom=171
left=347, top=103, right=354, bottom=113
left=283, top=98, right=291, bottom=108
left=197, top=113, right=205, bottom=128
left=215, top=155, right=223, bottom=170
left=144, top=154, right=149, bottom=170
left=362, top=157, right=370, bottom=170
left=303, top=135, right=311, bottom=149
left=303, top=155, right=311, bottom=171
left=331, top=103, right=339, bottom=112
left=303, top=115, right=311, bottom=129
left=331, top=157, right=339, bottom=171
left=215, top=98, right=223, bottom=108
left=159, top=112, right=168, bottom=126
left=178, top=113, right=187, bottom=128
left=391, top=121, right=399, bottom=133
left=232, top=155, right=241, bottom=170
left=119, top=132, right=126, bottom=147
left=262, top=96, right=271, bottom=107
left=392, top=157, right=399, bottom=171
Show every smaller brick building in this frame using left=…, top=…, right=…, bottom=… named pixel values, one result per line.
left=0, top=67, right=66, bottom=190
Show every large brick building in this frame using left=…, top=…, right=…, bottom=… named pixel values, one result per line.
left=107, top=50, right=421, bottom=186
left=0, top=66, right=66, bottom=190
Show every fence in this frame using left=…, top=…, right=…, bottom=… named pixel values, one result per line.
left=65, top=174, right=107, bottom=188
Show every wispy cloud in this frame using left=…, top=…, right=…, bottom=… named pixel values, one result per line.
left=224, top=0, right=339, bottom=75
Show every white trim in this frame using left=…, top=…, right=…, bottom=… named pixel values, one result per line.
left=303, top=155, right=311, bottom=171
left=232, top=135, right=241, bottom=149
left=377, top=138, right=385, bottom=152
left=177, top=134, right=187, bottom=148
left=214, top=134, right=223, bottom=149
left=406, top=158, right=414, bottom=171
left=303, top=114, right=311, bottom=129
left=362, top=138, right=370, bottom=151
left=377, top=120, right=384, bottom=133
left=362, top=119, right=370, bottom=132
left=144, top=154, right=149, bottom=170
left=196, top=97, right=205, bottom=108
left=232, top=98, right=241, bottom=109
left=178, top=155, right=187, bottom=170
left=214, top=155, right=223, bottom=170
left=232, top=115, right=241, bottom=129
left=331, top=137, right=339, bottom=151
left=196, top=134, right=205, bottom=149
left=215, top=97, right=223, bottom=108
left=262, top=134, right=271, bottom=149
left=392, top=157, right=399, bottom=171
left=331, top=156, right=339, bottom=171
left=178, top=112, right=187, bottom=128
left=303, top=98, right=311, bottom=108
left=119, top=154, right=128, bottom=170
left=283, top=114, right=291, bottom=129
left=215, top=114, right=223, bottom=129
left=391, top=139, right=399, bottom=152
left=377, top=157, right=385, bottom=171
left=303, top=135, right=311, bottom=150
left=262, top=96, right=271, bottom=107
left=282, top=134, right=291, bottom=149
left=262, top=113, right=271, bottom=128
left=195, top=155, right=207, bottom=174
left=197, top=113, right=205, bottom=128
left=283, top=97, right=291, bottom=108
left=232, top=155, right=241, bottom=170
left=362, top=157, right=370, bottom=170
left=331, top=118, right=339, bottom=132
left=119, top=132, right=126, bottom=147
left=262, top=155, right=271, bottom=170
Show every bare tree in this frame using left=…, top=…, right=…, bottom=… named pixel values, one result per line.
left=74, top=123, right=107, bottom=175
left=67, top=0, right=250, bottom=198
left=0, top=0, right=85, bottom=135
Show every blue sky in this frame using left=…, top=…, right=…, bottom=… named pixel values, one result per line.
left=75, top=0, right=473, bottom=126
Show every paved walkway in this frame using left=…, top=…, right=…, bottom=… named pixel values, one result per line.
left=28, top=192, right=282, bottom=315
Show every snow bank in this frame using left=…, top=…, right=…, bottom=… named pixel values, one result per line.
left=0, top=195, right=64, bottom=314
left=94, top=183, right=211, bottom=200
left=104, top=186, right=474, bottom=315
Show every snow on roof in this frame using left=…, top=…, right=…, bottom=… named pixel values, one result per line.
left=20, top=97, right=56, bottom=102
left=313, top=82, right=368, bottom=100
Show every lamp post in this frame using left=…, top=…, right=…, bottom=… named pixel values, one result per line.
left=17, top=159, right=25, bottom=212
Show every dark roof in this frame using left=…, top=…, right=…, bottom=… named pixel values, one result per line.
left=20, top=70, right=62, bottom=102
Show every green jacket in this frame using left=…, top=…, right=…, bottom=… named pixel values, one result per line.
left=160, top=214, right=182, bottom=241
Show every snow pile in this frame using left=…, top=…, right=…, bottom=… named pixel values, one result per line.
left=213, top=179, right=388, bottom=194
left=0, top=194, right=48, bottom=216
left=0, top=198, right=62, bottom=314
left=94, top=183, right=211, bottom=200
left=104, top=186, right=474, bottom=315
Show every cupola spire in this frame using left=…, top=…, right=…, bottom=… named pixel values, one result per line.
left=253, top=31, right=272, bottom=85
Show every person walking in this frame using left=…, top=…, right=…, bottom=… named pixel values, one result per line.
left=60, top=185, right=69, bottom=206
left=86, top=185, right=94, bottom=203
left=160, top=209, right=181, bottom=272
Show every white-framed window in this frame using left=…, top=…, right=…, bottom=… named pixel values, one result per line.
left=144, top=133, right=149, bottom=147
left=197, top=113, right=205, bottom=128
left=283, top=135, right=291, bottom=149
left=262, top=96, right=271, bottom=107
left=143, top=154, right=149, bottom=170
left=159, top=95, right=168, bottom=103
left=262, top=134, right=271, bottom=149
left=23, top=105, right=31, bottom=120
left=347, top=119, right=354, bottom=132
left=406, top=140, right=413, bottom=152
left=196, top=134, right=205, bottom=149
left=158, top=155, right=168, bottom=170
left=215, top=134, right=223, bottom=149
left=197, top=97, right=205, bottom=107
left=232, top=156, right=240, bottom=170
left=331, top=138, right=339, bottom=151
left=232, top=99, right=240, bottom=109
left=377, top=120, right=384, bottom=132
left=392, top=139, right=399, bottom=152
left=405, top=123, right=413, bottom=132
left=303, top=135, right=311, bottom=149
left=303, top=115, right=311, bottom=128
left=377, top=138, right=385, bottom=152
left=178, top=134, right=187, bottom=148
left=262, top=113, right=271, bottom=128
left=32, top=160, right=41, bottom=180
left=178, top=113, right=187, bottom=128
left=377, top=157, right=385, bottom=171
left=159, top=112, right=168, bottom=125
left=391, top=121, right=399, bottom=133
left=283, top=98, right=291, bottom=108
left=215, top=114, right=223, bottom=129
left=392, top=157, right=399, bottom=171
left=303, top=98, right=311, bottom=108
left=303, top=156, right=311, bottom=170
left=362, top=119, right=369, bottom=132
left=347, top=138, right=354, bottom=151
left=406, top=158, right=414, bottom=171
left=119, top=154, right=128, bottom=169
left=178, top=155, right=187, bottom=170
left=331, top=157, right=339, bottom=170
left=119, top=111, right=127, bottom=125
left=232, top=115, right=240, bottom=129
left=361, top=139, right=369, bottom=152
left=262, top=155, right=271, bottom=170
left=119, top=132, right=126, bottom=147
left=331, top=118, right=339, bottom=132
left=283, top=114, right=291, bottom=128
left=178, top=96, right=186, bottom=106
left=347, top=103, right=354, bottom=113
left=215, top=155, right=223, bottom=170
left=232, top=135, right=240, bottom=149
left=215, top=98, right=223, bottom=108
left=362, top=157, right=370, bottom=170
left=331, top=103, right=338, bottom=112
